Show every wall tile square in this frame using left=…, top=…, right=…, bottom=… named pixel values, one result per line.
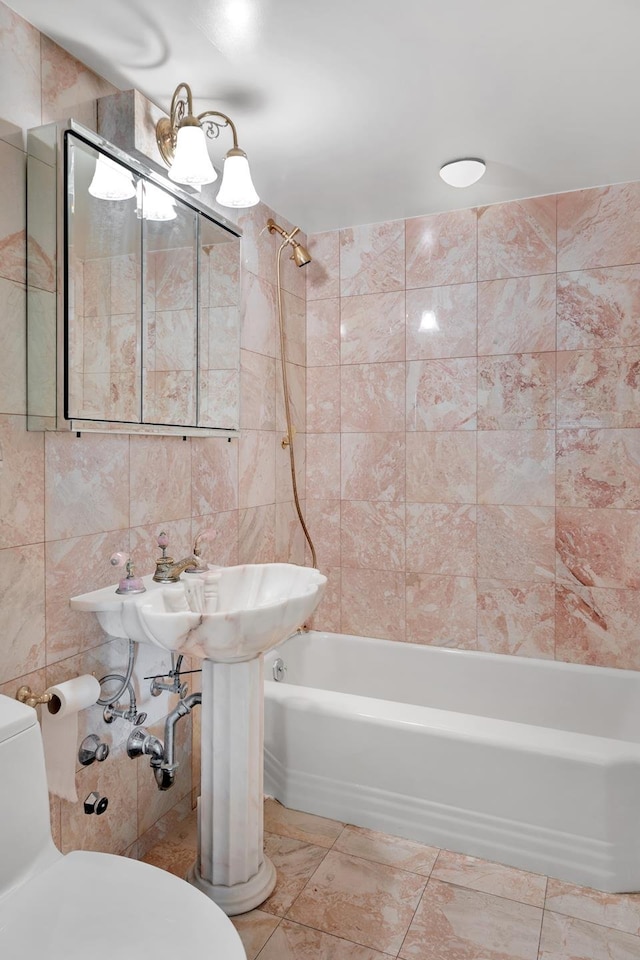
left=341, top=433, right=405, bottom=501
left=407, top=357, right=477, bottom=431
left=406, top=208, right=477, bottom=288
left=478, top=275, right=556, bottom=355
left=341, top=361, right=405, bottom=432
left=406, top=283, right=477, bottom=360
left=478, top=196, right=556, bottom=280
left=406, top=574, right=477, bottom=648
left=307, top=230, right=340, bottom=300
left=340, top=290, right=405, bottom=364
left=340, top=220, right=405, bottom=296
left=477, top=505, right=555, bottom=582
left=478, top=353, right=555, bottom=430
left=478, top=430, right=555, bottom=506
left=341, top=568, right=405, bottom=641
left=556, top=506, right=640, bottom=590
left=307, top=297, right=341, bottom=366
left=478, top=579, right=555, bottom=658
left=556, top=428, right=640, bottom=509
left=406, top=432, right=476, bottom=503
left=557, top=265, right=640, bottom=350
left=557, top=182, right=640, bottom=272
left=341, top=500, right=405, bottom=570
left=406, top=503, right=476, bottom=576
left=556, top=348, right=640, bottom=429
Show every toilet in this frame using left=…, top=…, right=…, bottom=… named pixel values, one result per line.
left=0, top=694, right=246, bottom=959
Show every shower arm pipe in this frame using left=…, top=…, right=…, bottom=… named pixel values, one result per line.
left=275, top=239, right=317, bottom=569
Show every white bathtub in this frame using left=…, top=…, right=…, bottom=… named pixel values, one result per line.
left=264, top=631, right=640, bottom=893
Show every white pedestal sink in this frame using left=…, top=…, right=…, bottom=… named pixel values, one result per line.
left=71, top=563, right=326, bottom=915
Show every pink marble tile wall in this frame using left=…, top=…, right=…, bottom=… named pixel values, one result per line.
left=0, top=0, right=304, bottom=857
left=307, top=184, right=640, bottom=671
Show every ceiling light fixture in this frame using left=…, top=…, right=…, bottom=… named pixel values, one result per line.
left=156, top=82, right=259, bottom=208
left=439, top=158, right=486, bottom=188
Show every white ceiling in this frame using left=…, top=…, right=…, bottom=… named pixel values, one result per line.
left=8, top=0, right=640, bottom=232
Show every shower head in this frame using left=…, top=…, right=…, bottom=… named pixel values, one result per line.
left=267, top=217, right=312, bottom=267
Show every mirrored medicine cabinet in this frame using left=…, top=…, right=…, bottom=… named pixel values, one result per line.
left=27, top=120, right=241, bottom=437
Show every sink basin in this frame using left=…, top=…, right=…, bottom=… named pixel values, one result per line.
left=71, top=563, right=326, bottom=662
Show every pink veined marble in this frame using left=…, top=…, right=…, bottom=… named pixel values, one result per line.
left=477, top=430, right=555, bottom=506
left=341, top=433, right=405, bottom=502
left=406, top=503, right=476, bottom=577
left=406, top=283, right=477, bottom=361
left=340, top=568, right=405, bottom=642
left=556, top=428, right=640, bottom=509
left=478, top=196, right=556, bottom=281
left=340, top=290, right=405, bottom=364
left=556, top=506, right=640, bottom=591
left=555, top=583, right=640, bottom=671
left=406, top=358, right=477, bottom=431
left=556, top=348, right=640, bottom=429
left=341, top=362, right=405, bottom=433
left=557, top=182, right=640, bottom=272
left=129, top=435, right=192, bottom=527
left=477, top=505, right=555, bottom=583
left=306, top=298, right=340, bottom=366
left=406, top=432, right=476, bottom=504
left=478, top=274, right=556, bottom=355
left=478, top=353, right=555, bottom=430
left=306, top=434, right=340, bottom=500
left=238, top=430, right=276, bottom=509
left=405, top=208, right=477, bottom=288
left=557, top=265, right=640, bottom=350
left=341, top=500, right=405, bottom=571
left=306, top=367, right=341, bottom=433
left=339, top=220, right=405, bottom=297
left=477, top=580, right=555, bottom=659
left=405, top=574, right=477, bottom=649
left=306, top=231, right=340, bottom=301
left=305, top=500, right=340, bottom=567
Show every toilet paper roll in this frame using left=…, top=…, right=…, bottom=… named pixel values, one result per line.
left=41, top=675, right=101, bottom=802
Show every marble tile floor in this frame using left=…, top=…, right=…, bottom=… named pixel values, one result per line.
left=142, top=799, right=640, bottom=959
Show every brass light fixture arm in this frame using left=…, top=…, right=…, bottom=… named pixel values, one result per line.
left=197, top=110, right=239, bottom=150
left=157, top=81, right=241, bottom=166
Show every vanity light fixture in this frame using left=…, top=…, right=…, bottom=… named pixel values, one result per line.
left=88, top=153, right=136, bottom=200
left=439, top=157, right=486, bottom=188
left=156, top=81, right=259, bottom=208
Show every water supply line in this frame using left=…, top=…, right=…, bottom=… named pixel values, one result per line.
left=267, top=218, right=317, bottom=568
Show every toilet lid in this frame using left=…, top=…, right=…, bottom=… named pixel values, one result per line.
left=0, top=850, right=246, bottom=959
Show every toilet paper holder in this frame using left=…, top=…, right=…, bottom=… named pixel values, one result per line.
left=16, top=686, right=53, bottom=709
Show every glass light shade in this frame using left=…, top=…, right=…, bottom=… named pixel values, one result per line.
left=144, top=182, right=177, bottom=221
left=439, top=158, right=486, bottom=188
left=216, top=149, right=259, bottom=207
left=88, top=154, right=136, bottom=200
left=168, top=124, right=218, bottom=185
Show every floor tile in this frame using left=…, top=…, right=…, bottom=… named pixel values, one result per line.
left=261, top=833, right=329, bottom=916
left=431, top=849, right=547, bottom=907
left=399, top=878, right=542, bottom=960
left=334, top=824, right=438, bottom=877
left=141, top=836, right=196, bottom=878
left=264, top=798, right=344, bottom=848
left=287, top=849, right=426, bottom=955
left=256, top=918, right=392, bottom=959
left=231, top=909, right=280, bottom=960
left=539, top=910, right=640, bottom=960
left=545, top=879, right=640, bottom=936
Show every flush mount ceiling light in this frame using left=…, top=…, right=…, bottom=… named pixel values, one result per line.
left=156, top=82, right=259, bottom=208
left=439, top=158, right=486, bottom=188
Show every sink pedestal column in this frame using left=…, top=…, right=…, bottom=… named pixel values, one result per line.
left=186, top=657, right=276, bottom=916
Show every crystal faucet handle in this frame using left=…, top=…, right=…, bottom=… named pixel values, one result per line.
left=110, top=551, right=129, bottom=568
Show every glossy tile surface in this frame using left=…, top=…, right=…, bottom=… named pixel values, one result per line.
left=140, top=800, right=640, bottom=960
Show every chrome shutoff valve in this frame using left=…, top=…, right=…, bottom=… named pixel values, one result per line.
left=84, top=792, right=108, bottom=815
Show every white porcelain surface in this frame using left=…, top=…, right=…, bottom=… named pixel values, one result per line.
left=71, top=563, right=326, bottom=662
left=264, top=631, right=640, bottom=893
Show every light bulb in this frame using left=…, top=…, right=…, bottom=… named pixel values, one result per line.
left=169, top=124, right=218, bottom=186
left=216, top=148, right=259, bottom=207
left=144, top=182, right=177, bottom=221
left=88, top=154, right=136, bottom=200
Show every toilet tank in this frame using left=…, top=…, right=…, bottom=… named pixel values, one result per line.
left=0, top=695, right=61, bottom=897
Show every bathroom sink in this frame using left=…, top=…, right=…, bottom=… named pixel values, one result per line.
left=71, top=563, right=326, bottom=662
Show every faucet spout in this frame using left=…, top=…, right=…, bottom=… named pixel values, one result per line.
left=153, top=554, right=206, bottom=583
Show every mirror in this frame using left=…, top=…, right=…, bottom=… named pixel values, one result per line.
left=28, top=125, right=241, bottom=436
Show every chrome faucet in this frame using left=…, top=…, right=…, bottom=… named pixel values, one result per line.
left=152, top=531, right=206, bottom=583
